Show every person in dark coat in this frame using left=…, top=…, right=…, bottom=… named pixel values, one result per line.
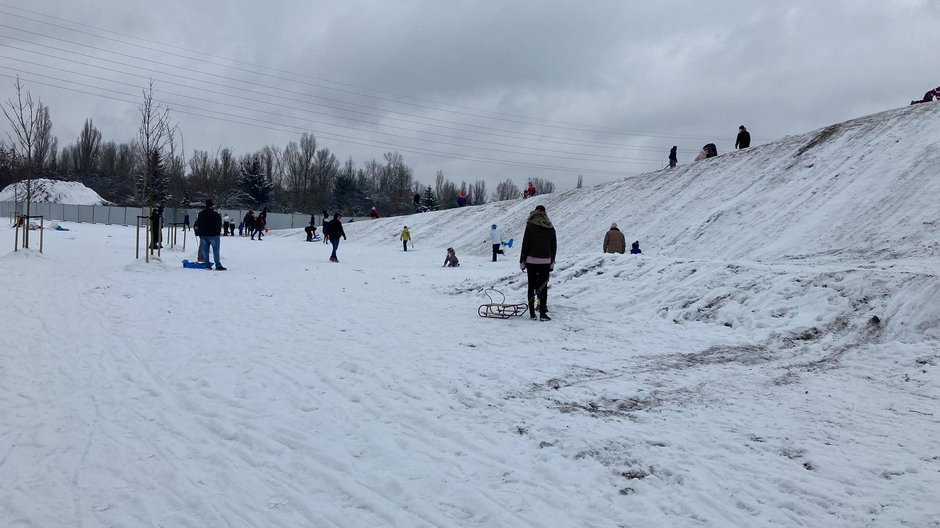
left=669, top=146, right=678, bottom=168
left=519, top=205, right=556, bottom=321
left=323, top=213, right=347, bottom=262
left=735, top=126, right=751, bottom=149
left=183, top=213, right=190, bottom=231
left=149, top=205, right=163, bottom=250
left=630, top=241, right=642, bottom=254
left=243, top=211, right=255, bottom=237
left=603, top=223, right=625, bottom=254
left=304, top=223, right=318, bottom=242
left=195, top=199, right=225, bottom=270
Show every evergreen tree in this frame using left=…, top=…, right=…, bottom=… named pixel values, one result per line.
left=145, top=148, right=168, bottom=204
left=422, top=185, right=438, bottom=211
left=239, top=155, right=273, bottom=207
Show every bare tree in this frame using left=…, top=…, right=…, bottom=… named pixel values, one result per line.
left=530, top=177, right=555, bottom=195
left=2, top=77, right=48, bottom=246
left=470, top=179, right=487, bottom=205
left=493, top=178, right=521, bottom=201
left=32, top=104, right=55, bottom=172
left=136, top=79, right=177, bottom=206
left=75, top=118, right=102, bottom=174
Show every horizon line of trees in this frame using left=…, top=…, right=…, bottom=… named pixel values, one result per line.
left=0, top=79, right=555, bottom=217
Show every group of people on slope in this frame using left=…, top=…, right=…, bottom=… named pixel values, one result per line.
left=603, top=223, right=642, bottom=254
left=675, top=125, right=751, bottom=167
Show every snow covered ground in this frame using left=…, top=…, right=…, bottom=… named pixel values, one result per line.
left=1, top=103, right=939, bottom=527
left=0, top=178, right=113, bottom=206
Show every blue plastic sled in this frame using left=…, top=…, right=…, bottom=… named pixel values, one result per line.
left=55, top=225, right=70, bottom=231
left=502, top=238, right=513, bottom=248
left=182, top=259, right=211, bottom=269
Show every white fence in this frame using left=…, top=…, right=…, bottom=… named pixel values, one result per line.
left=1, top=202, right=325, bottom=230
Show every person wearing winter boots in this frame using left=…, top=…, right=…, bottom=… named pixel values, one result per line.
left=443, top=247, right=460, bottom=267
left=669, top=146, right=678, bottom=168
left=323, top=213, right=346, bottom=262
left=520, top=205, right=556, bottom=321
left=603, top=223, right=625, bottom=254
left=735, top=125, right=751, bottom=149
left=489, top=224, right=505, bottom=261
left=196, top=199, right=226, bottom=270
left=222, top=214, right=231, bottom=236
left=252, top=208, right=267, bottom=240
left=630, top=241, right=642, bottom=254
left=400, top=226, right=411, bottom=251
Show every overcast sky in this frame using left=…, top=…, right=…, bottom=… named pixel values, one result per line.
left=1, top=0, right=938, bottom=192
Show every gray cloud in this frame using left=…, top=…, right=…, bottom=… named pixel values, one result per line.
left=1, top=0, right=938, bottom=191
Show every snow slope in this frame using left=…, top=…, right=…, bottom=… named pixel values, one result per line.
left=1, top=104, right=938, bottom=527
left=0, top=178, right=113, bottom=205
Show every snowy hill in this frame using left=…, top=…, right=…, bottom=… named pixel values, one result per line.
left=1, top=105, right=938, bottom=527
left=353, top=103, right=940, bottom=263
left=0, top=178, right=113, bottom=205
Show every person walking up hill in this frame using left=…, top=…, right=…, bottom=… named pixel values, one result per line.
left=324, top=213, right=347, bottom=262
left=520, top=205, right=556, bottom=321
left=400, top=226, right=411, bottom=251
left=735, top=125, right=751, bottom=149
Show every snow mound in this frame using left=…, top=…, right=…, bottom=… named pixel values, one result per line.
left=0, top=178, right=113, bottom=206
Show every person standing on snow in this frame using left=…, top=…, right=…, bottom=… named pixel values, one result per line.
left=489, top=224, right=504, bottom=262
left=735, top=125, right=751, bottom=149
left=323, top=213, right=347, bottom=262
left=196, top=199, right=226, bottom=270
left=603, top=223, right=625, bottom=254
left=400, top=226, right=411, bottom=251
left=669, top=146, right=678, bottom=168
left=520, top=205, right=556, bottom=321
left=221, top=213, right=232, bottom=236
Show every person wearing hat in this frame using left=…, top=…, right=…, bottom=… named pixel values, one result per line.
left=489, top=224, right=504, bottom=261
left=669, top=146, right=678, bottom=168
left=735, top=125, right=751, bottom=149
left=400, top=226, right=411, bottom=251
left=603, top=223, right=625, bottom=254
left=195, top=199, right=226, bottom=270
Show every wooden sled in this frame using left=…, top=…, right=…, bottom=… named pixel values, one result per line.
left=478, top=288, right=528, bottom=319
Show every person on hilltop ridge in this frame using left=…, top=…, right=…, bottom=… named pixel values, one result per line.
left=735, top=125, right=751, bottom=149
left=456, top=192, right=468, bottom=207
left=911, top=86, right=940, bottom=105
left=669, top=146, right=678, bottom=168
left=370, top=207, right=380, bottom=219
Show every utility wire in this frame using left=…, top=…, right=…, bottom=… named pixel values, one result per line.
left=0, top=71, right=659, bottom=175
left=0, top=2, right=729, bottom=140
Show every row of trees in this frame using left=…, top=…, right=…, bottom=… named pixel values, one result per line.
left=1, top=78, right=555, bottom=217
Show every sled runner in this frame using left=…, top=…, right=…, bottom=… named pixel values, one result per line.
left=478, top=288, right=528, bottom=319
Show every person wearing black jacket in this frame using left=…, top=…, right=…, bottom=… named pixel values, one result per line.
left=195, top=199, right=226, bottom=270
left=519, top=205, right=556, bottom=321
left=669, top=146, right=678, bottom=168
left=735, top=125, right=751, bottom=149
left=323, top=213, right=347, bottom=262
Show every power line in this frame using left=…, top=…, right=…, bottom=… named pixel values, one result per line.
left=0, top=45, right=678, bottom=160
left=0, top=2, right=728, bottom=140
left=0, top=59, right=669, bottom=166
left=0, top=30, right=689, bottom=154
left=0, top=71, right=658, bottom=175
